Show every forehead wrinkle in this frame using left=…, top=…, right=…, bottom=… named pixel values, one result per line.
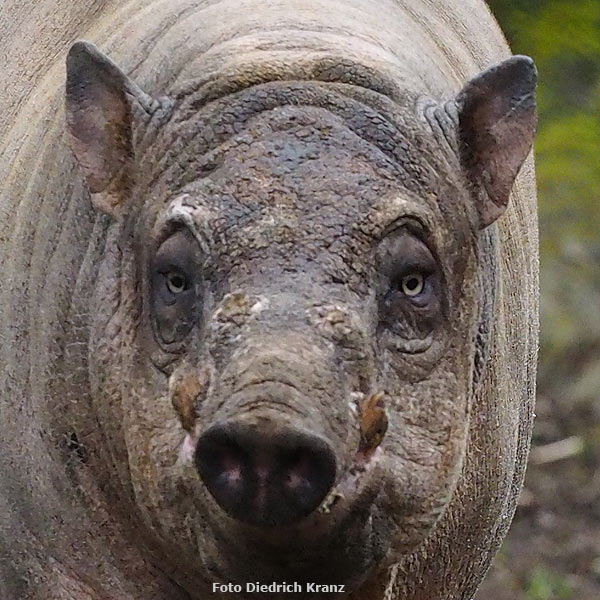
left=209, top=111, right=416, bottom=200
left=151, top=81, right=430, bottom=189
left=147, top=93, right=470, bottom=272
left=151, top=142, right=439, bottom=266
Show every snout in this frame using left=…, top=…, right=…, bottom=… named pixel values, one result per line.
left=195, top=420, right=337, bottom=527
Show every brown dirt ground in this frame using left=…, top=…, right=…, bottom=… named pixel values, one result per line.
left=476, top=390, right=600, bottom=600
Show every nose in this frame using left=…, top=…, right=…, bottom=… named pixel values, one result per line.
left=195, top=420, right=337, bottom=527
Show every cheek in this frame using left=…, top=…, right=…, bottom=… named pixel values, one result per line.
left=387, top=367, right=469, bottom=467
left=121, top=374, right=180, bottom=489
left=375, top=366, right=470, bottom=548
left=116, top=359, right=201, bottom=534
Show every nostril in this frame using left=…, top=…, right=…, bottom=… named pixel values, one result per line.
left=194, top=421, right=337, bottom=527
left=213, top=445, right=244, bottom=495
left=196, top=437, right=248, bottom=511
left=285, top=454, right=314, bottom=492
left=280, top=448, right=333, bottom=511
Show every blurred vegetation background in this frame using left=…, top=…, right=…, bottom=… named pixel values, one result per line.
left=477, top=1, right=600, bottom=599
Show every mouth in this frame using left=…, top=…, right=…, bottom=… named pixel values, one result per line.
left=172, top=393, right=389, bottom=592
left=235, top=446, right=387, bottom=593
left=315, top=390, right=388, bottom=515
left=178, top=427, right=384, bottom=542
left=222, top=394, right=387, bottom=539
left=177, top=390, right=388, bottom=529
left=318, top=443, right=384, bottom=518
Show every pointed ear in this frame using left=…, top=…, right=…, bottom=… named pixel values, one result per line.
left=65, top=41, right=154, bottom=217
left=456, top=55, right=537, bottom=229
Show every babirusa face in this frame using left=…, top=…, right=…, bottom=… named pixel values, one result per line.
left=65, top=41, right=536, bottom=593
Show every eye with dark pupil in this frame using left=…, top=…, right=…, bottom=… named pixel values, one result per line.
left=399, top=273, right=424, bottom=296
left=166, top=272, right=187, bottom=294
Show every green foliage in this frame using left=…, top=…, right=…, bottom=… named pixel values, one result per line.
left=488, top=0, right=600, bottom=405
left=537, top=111, right=600, bottom=255
left=525, top=566, right=573, bottom=600
left=509, top=1, right=600, bottom=117
left=478, top=8, right=600, bottom=599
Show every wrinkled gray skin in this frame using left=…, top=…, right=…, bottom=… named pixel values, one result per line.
left=0, top=1, right=539, bottom=599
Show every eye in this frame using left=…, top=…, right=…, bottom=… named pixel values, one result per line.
left=376, top=228, right=444, bottom=344
left=150, top=229, right=202, bottom=346
left=166, top=271, right=188, bottom=295
left=400, top=273, right=424, bottom=297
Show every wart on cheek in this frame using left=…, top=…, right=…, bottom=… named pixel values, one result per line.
left=169, top=366, right=210, bottom=433
left=358, top=391, right=388, bottom=457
